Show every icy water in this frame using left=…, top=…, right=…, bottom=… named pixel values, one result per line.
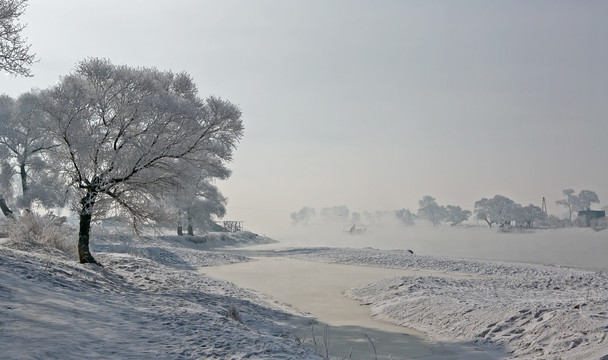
left=265, top=226, right=608, bottom=272
left=203, top=257, right=502, bottom=360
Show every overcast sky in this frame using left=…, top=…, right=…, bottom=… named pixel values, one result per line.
left=3, top=0, right=607, bottom=232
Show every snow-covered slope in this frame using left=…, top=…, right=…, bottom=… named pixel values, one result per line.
left=0, top=234, right=321, bottom=360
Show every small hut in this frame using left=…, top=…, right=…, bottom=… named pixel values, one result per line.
left=577, top=210, right=606, bottom=227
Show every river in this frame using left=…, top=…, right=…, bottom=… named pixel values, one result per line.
left=201, top=225, right=604, bottom=359
left=264, top=225, right=608, bottom=272
left=202, top=256, right=503, bottom=360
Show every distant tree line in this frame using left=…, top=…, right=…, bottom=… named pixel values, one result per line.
left=291, top=188, right=602, bottom=229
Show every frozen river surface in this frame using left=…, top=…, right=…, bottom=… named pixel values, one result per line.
left=266, top=226, right=608, bottom=272
left=203, top=257, right=504, bottom=360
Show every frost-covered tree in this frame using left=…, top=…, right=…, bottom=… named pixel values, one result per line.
left=556, top=189, right=600, bottom=221
left=290, top=206, right=316, bottom=225
left=555, top=189, right=576, bottom=222
left=172, top=169, right=228, bottom=236
left=445, top=205, right=471, bottom=226
left=474, top=195, right=518, bottom=228
left=0, top=0, right=36, bottom=76
left=575, top=189, right=599, bottom=212
left=395, top=208, right=415, bottom=226
left=320, top=205, right=349, bottom=224
left=0, top=93, right=61, bottom=210
left=513, top=204, right=544, bottom=228
left=37, top=58, right=243, bottom=264
left=417, top=195, right=446, bottom=226
left=187, top=181, right=227, bottom=234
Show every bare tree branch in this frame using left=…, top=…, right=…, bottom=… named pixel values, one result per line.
left=0, top=0, right=36, bottom=76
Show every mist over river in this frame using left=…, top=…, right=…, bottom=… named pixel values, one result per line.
left=259, top=225, right=608, bottom=272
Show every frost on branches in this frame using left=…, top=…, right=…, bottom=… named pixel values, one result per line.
left=0, top=93, right=62, bottom=212
left=0, top=0, right=37, bottom=76
left=38, top=58, right=243, bottom=264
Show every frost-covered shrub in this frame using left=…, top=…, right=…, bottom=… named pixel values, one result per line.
left=9, top=212, right=77, bottom=256
left=591, top=217, right=608, bottom=231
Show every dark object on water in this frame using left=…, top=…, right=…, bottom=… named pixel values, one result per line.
left=346, top=224, right=366, bottom=235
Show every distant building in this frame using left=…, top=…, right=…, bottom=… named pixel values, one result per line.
left=577, top=210, right=606, bottom=227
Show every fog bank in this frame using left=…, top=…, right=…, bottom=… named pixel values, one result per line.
left=257, top=224, right=608, bottom=272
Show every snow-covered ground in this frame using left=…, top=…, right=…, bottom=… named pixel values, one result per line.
left=3, top=227, right=608, bottom=359
left=292, top=247, right=608, bottom=360
left=0, top=232, right=323, bottom=359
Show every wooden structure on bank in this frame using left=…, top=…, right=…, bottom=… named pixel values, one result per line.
left=223, top=221, right=244, bottom=232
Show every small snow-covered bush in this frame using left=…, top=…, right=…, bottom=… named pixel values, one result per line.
left=9, top=212, right=77, bottom=257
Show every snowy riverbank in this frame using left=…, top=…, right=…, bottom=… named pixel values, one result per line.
left=0, top=232, right=322, bottom=359
left=3, top=231, right=608, bottom=359
left=292, top=247, right=608, bottom=360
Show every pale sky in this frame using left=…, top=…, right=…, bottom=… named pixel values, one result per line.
left=3, top=0, right=607, bottom=233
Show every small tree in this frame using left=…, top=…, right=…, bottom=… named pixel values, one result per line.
left=417, top=195, right=446, bottom=226
left=445, top=205, right=471, bottom=226
left=171, top=169, right=228, bottom=236
left=0, top=0, right=36, bottom=76
left=290, top=206, right=316, bottom=225
left=0, top=93, right=61, bottom=210
left=575, top=189, right=599, bottom=212
left=555, top=189, right=576, bottom=222
left=474, top=195, right=518, bottom=228
left=186, top=183, right=227, bottom=236
left=38, top=58, right=243, bottom=264
left=395, top=208, right=415, bottom=226
left=514, top=204, right=544, bottom=228
left=320, top=205, right=349, bottom=224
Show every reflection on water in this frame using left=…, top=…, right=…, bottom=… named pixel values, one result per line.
left=257, top=226, right=608, bottom=272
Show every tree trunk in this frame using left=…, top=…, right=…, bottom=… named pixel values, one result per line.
left=177, top=210, right=184, bottom=236
left=20, top=162, right=30, bottom=209
left=78, top=190, right=101, bottom=265
left=187, top=211, right=193, bottom=236
left=0, top=197, right=13, bottom=218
